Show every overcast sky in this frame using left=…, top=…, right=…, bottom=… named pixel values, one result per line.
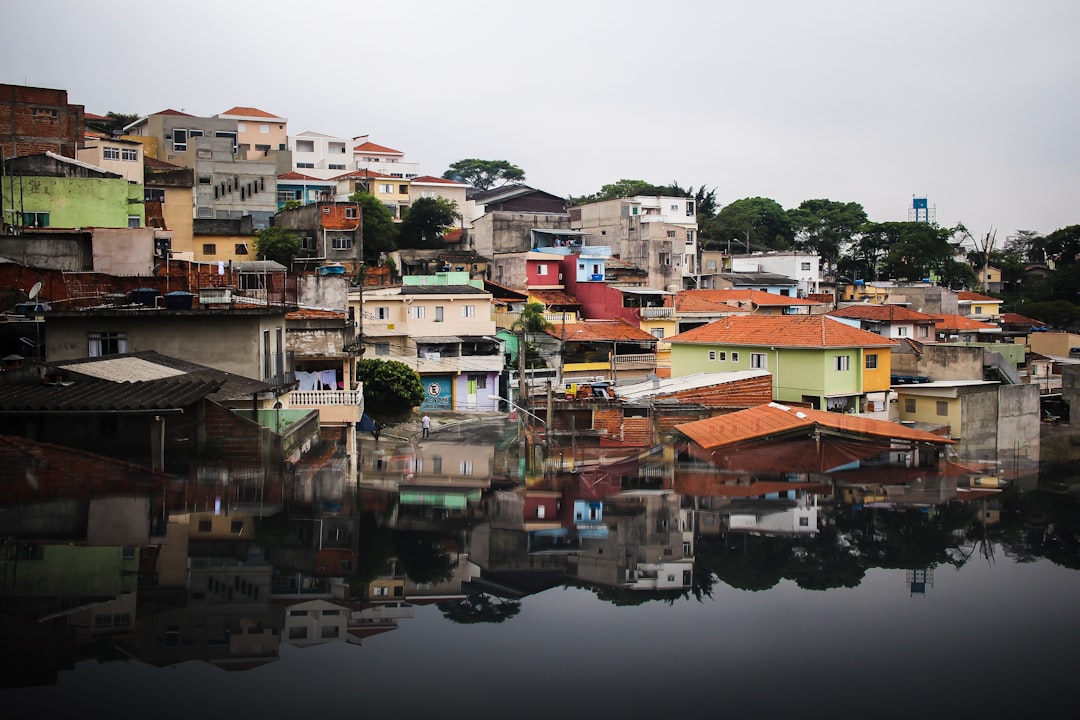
left=6, top=0, right=1078, bottom=239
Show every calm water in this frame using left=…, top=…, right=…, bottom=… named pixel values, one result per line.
left=3, top=418, right=1079, bottom=719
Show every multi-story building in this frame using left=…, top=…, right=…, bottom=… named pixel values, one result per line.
left=728, top=251, right=822, bottom=297
left=77, top=137, right=144, bottom=183
left=0, top=83, right=84, bottom=159
left=289, top=131, right=352, bottom=180
left=351, top=138, right=420, bottom=180
left=216, top=106, right=288, bottom=161
left=124, top=110, right=278, bottom=228
left=356, top=272, right=502, bottom=412
left=571, top=195, right=698, bottom=291
left=272, top=201, right=363, bottom=274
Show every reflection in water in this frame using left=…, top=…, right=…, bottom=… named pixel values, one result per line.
left=2, top=418, right=1080, bottom=716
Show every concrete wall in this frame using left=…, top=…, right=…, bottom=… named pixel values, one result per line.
left=958, top=387, right=1001, bottom=459
left=0, top=231, right=91, bottom=270
left=90, top=227, right=156, bottom=275
left=473, top=211, right=572, bottom=257
left=297, top=273, right=348, bottom=310
left=996, top=383, right=1040, bottom=464
left=916, top=344, right=985, bottom=381
left=1, top=175, right=141, bottom=229
left=1028, top=331, right=1080, bottom=358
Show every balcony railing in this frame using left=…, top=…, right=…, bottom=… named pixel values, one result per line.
left=289, top=389, right=363, bottom=406
left=639, top=307, right=674, bottom=319
left=613, top=353, right=657, bottom=369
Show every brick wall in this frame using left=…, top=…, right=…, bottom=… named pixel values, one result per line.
left=0, top=84, right=84, bottom=159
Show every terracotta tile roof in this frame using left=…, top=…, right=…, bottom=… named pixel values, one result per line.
left=219, top=106, right=280, bottom=119
left=443, top=228, right=463, bottom=243
left=544, top=319, right=657, bottom=343
left=829, top=304, right=939, bottom=322
left=278, top=171, right=324, bottom=181
left=668, top=314, right=897, bottom=348
left=677, top=402, right=955, bottom=451
left=285, top=308, right=347, bottom=321
left=529, top=289, right=580, bottom=307
left=1000, top=312, right=1044, bottom=326
left=682, top=289, right=822, bottom=307
left=411, top=175, right=465, bottom=185
left=153, top=109, right=194, bottom=117
left=335, top=168, right=392, bottom=180
left=957, top=291, right=1001, bottom=302
left=934, top=313, right=998, bottom=332
left=674, top=293, right=744, bottom=314
left=144, top=156, right=184, bottom=169
left=84, top=112, right=109, bottom=121
left=353, top=141, right=401, bottom=154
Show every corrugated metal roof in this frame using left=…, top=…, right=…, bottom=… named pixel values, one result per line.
left=59, top=356, right=185, bottom=382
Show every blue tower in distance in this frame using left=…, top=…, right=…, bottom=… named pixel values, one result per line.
left=908, top=195, right=936, bottom=223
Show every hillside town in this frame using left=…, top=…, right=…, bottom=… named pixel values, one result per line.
left=2, top=81, right=1080, bottom=668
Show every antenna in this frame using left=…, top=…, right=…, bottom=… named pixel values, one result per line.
left=28, top=281, right=41, bottom=300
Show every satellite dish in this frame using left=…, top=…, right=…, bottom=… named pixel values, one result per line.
left=28, top=281, right=41, bottom=300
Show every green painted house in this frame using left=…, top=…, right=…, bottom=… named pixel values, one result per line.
left=2, top=152, right=144, bottom=230
left=668, top=314, right=897, bottom=413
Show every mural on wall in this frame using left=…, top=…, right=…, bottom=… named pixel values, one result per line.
left=422, top=376, right=453, bottom=410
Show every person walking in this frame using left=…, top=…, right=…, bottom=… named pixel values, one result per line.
left=421, top=413, right=431, bottom=439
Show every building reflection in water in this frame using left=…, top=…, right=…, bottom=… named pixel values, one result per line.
left=0, top=413, right=1071, bottom=689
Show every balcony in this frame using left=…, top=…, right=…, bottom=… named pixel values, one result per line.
left=613, top=353, right=657, bottom=370
left=288, top=389, right=362, bottom=425
left=639, top=307, right=674, bottom=319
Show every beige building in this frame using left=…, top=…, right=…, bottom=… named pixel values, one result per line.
left=217, top=106, right=288, bottom=161
left=77, top=138, right=144, bottom=183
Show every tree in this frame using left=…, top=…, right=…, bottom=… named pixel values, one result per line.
left=438, top=593, right=521, bottom=624
left=512, top=302, right=552, bottom=369
left=856, top=221, right=966, bottom=287
left=787, top=199, right=867, bottom=272
left=356, top=359, right=424, bottom=420
left=442, top=159, right=525, bottom=190
left=571, top=179, right=665, bottom=204
left=254, top=226, right=302, bottom=267
left=397, top=196, right=459, bottom=249
left=712, top=197, right=793, bottom=251
left=105, top=111, right=140, bottom=130
left=349, top=191, right=397, bottom=261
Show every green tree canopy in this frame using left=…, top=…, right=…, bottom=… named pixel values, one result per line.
left=710, top=197, right=793, bottom=252
left=442, top=159, right=525, bottom=190
left=349, top=191, right=397, bottom=261
left=397, top=196, right=459, bottom=249
left=356, top=359, right=424, bottom=420
left=787, top=199, right=867, bottom=271
left=849, top=221, right=970, bottom=288
left=254, top=226, right=302, bottom=267
left=105, top=111, right=140, bottom=130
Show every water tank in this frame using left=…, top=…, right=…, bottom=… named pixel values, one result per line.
left=162, top=291, right=194, bottom=310
left=129, top=287, right=160, bottom=306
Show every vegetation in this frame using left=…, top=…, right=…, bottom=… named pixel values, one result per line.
left=397, top=196, right=459, bottom=249
left=349, top=190, right=398, bottom=261
left=253, top=226, right=302, bottom=267
left=442, top=159, right=525, bottom=190
left=356, top=359, right=424, bottom=421
left=512, top=302, right=553, bottom=369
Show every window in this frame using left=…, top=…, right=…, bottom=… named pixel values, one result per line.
left=373, top=586, right=389, bottom=597
left=434, top=306, right=444, bottom=322
left=718, top=351, right=727, bottom=361
left=103, top=146, right=120, bottom=160
left=731, top=352, right=740, bottom=362
left=197, top=206, right=213, bottom=218
left=198, top=519, right=212, bottom=532
left=708, top=351, right=717, bottom=361
left=974, top=306, right=984, bottom=315
left=235, top=243, right=249, bottom=255
left=321, top=626, right=340, bottom=639
left=936, top=401, right=949, bottom=416
left=331, top=236, right=352, bottom=250
left=659, top=252, right=671, bottom=265
left=31, top=107, right=58, bottom=121
left=398, top=184, right=408, bottom=194
left=651, top=327, right=664, bottom=340
left=202, top=243, right=217, bottom=255
left=23, top=211, right=49, bottom=227
left=345, top=206, right=358, bottom=219
left=300, top=236, right=314, bottom=250
left=231, top=521, right=244, bottom=534
left=904, top=398, right=916, bottom=413
left=897, top=326, right=907, bottom=337
left=801, top=262, right=812, bottom=271
left=378, top=183, right=394, bottom=194
left=172, top=128, right=187, bottom=151
left=462, top=305, right=475, bottom=318
left=296, top=139, right=315, bottom=153
left=537, top=264, right=548, bottom=276
left=127, top=216, right=140, bottom=228
left=834, top=355, right=851, bottom=371
left=297, top=162, right=315, bottom=169
left=918, top=325, right=929, bottom=338
left=198, top=175, right=212, bottom=184
left=468, top=374, right=487, bottom=389
left=866, top=353, right=878, bottom=369
left=667, top=230, right=677, bottom=238
left=375, top=342, right=389, bottom=356
left=410, top=305, right=425, bottom=319
left=375, top=306, right=389, bottom=320
left=751, top=352, right=767, bottom=369
left=460, top=460, right=474, bottom=474
left=260, top=123, right=270, bottom=134
left=215, top=130, right=238, bottom=153
left=188, top=129, right=204, bottom=138
left=686, top=201, right=695, bottom=216
left=88, top=332, right=128, bottom=356
left=122, top=148, right=138, bottom=161
left=145, top=188, right=165, bottom=204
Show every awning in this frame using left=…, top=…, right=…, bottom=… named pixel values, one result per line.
left=413, top=336, right=462, bottom=344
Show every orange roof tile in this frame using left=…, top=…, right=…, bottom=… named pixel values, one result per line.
left=934, top=313, right=998, bottom=332
left=674, top=293, right=745, bottom=314
left=286, top=308, right=347, bottom=321
left=335, top=168, right=392, bottom=180
left=1000, top=312, right=1044, bottom=326
left=153, top=108, right=194, bottom=117
left=682, top=289, right=822, bottom=307
left=677, top=402, right=954, bottom=451
left=668, top=315, right=896, bottom=348
left=278, top=171, right=326, bottom=181
left=411, top=175, right=466, bottom=185
left=220, top=106, right=281, bottom=119
left=353, top=141, right=402, bottom=155
left=829, top=304, right=939, bottom=323
left=529, top=289, right=580, bottom=307
left=544, top=319, right=657, bottom=343
left=957, top=291, right=1001, bottom=302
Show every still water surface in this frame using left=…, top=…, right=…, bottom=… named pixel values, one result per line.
left=3, top=419, right=1078, bottom=718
